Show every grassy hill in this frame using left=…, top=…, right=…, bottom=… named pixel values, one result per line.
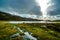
left=0, top=11, right=40, bottom=21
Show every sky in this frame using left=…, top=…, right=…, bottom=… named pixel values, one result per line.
left=0, top=0, right=60, bottom=20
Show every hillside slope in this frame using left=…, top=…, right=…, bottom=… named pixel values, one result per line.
left=0, top=11, right=40, bottom=21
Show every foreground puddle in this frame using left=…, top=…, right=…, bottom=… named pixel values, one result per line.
left=10, top=26, right=37, bottom=40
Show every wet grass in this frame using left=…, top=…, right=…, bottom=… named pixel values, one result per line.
left=16, top=23, right=60, bottom=40
left=0, top=23, right=18, bottom=40
left=0, top=23, right=60, bottom=40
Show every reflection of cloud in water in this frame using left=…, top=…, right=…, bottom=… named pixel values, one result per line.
left=23, top=32, right=37, bottom=40
left=10, top=26, right=37, bottom=40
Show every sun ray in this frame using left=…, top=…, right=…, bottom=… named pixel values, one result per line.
left=35, top=0, right=51, bottom=20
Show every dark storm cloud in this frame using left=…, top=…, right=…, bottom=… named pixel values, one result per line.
left=28, top=6, right=42, bottom=16
left=47, top=0, right=60, bottom=16
left=0, top=0, right=42, bottom=16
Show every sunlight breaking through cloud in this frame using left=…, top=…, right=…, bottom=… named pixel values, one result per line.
left=35, top=0, right=52, bottom=20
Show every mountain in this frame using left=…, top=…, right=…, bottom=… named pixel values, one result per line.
left=0, top=11, right=40, bottom=21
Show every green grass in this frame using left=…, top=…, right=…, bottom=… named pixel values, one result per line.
left=0, top=23, right=18, bottom=40
left=16, top=23, right=60, bottom=40
left=0, top=23, right=60, bottom=40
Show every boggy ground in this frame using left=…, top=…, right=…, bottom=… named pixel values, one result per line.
left=0, top=23, right=60, bottom=40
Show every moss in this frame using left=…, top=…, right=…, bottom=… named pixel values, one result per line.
left=0, top=23, right=60, bottom=40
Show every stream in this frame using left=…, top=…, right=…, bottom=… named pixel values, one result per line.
left=10, top=26, right=37, bottom=40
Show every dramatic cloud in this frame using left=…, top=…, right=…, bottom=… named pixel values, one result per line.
left=47, top=0, right=60, bottom=16
left=0, top=0, right=41, bottom=16
left=0, top=0, right=60, bottom=20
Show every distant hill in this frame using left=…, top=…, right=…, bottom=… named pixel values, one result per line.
left=0, top=11, right=40, bottom=21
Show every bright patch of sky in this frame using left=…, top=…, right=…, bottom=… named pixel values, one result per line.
left=0, top=0, right=60, bottom=20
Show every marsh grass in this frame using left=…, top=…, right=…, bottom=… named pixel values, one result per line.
left=0, top=23, right=60, bottom=40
